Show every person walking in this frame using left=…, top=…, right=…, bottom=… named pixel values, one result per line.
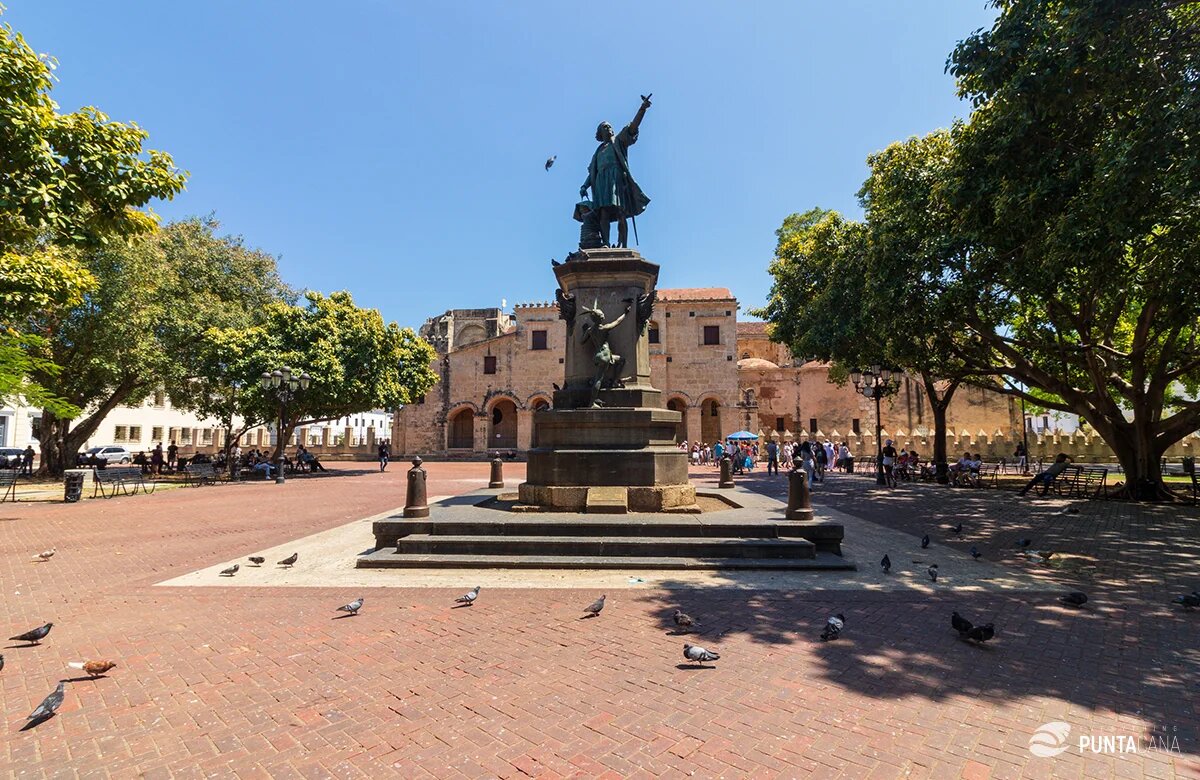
left=881, top=439, right=898, bottom=487
left=765, top=440, right=779, bottom=475
left=378, top=440, right=391, bottom=472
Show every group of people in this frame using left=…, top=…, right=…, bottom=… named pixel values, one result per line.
left=676, top=437, right=866, bottom=489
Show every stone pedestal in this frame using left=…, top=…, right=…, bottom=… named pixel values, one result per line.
left=519, top=248, right=694, bottom=512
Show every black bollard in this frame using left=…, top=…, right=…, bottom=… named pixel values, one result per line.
left=786, top=467, right=813, bottom=520
left=488, top=454, right=504, bottom=489
left=403, top=456, right=430, bottom=518
left=718, top=454, right=735, bottom=489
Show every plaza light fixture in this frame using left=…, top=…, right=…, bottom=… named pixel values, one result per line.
left=259, top=366, right=312, bottom=484
left=851, top=366, right=900, bottom=486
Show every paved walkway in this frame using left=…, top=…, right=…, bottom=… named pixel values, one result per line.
left=1, top=462, right=1196, bottom=778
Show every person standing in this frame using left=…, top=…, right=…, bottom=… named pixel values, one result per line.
left=1014, top=443, right=1028, bottom=474
left=881, top=439, right=898, bottom=487
left=167, top=440, right=179, bottom=472
left=765, top=440, right=779, bottom=475
left=151, top=443, right=165, bottom=475
left=21, top=445, right=35, bottom=476
left=378, top=440, right=391, bottom=472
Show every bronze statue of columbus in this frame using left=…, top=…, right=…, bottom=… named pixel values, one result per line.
left=576, top=95, right=652, bottom=249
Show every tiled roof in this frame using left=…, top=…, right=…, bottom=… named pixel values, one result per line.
left=657, top=287, right=735, bottom=301
left=737, top=321, right=769, bottom=335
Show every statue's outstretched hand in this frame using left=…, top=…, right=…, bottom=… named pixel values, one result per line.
left=579, top=185, right=589, bottom=199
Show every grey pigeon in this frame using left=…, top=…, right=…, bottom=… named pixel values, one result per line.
left=672, top=610, right=696, bottom=630
left=544, top=155, right=556, bottom=171
left=970, top=546, right=981, bottom=560
left=682, top=643, right=719, bottom=666
left=455, top=586, right=480, bottom=606
left=920, top=534, right=930, bottom=549
left=583, top=595, right=606, bottom=616
left=26, top=681, right=65, bottom=723
left=9, top=623, right=53, bottom=644
left=951, top=523, right=962, bottom=535
left=880, top=554, right=891, bottom=574
left=277, top=553, right=298, bottom=568
left=336, top=597, right=364, bottom=615
left=248, top=556, right=265, bottom=565
left=928, top=564, right=939, bottom=583
left=0, top=653, right=4, bottom=672
left=951, top=611, right=973, bottom=637
left=819, top=613, right=845, bottom=641
left=550, top=258, right=561, bottom=267
left=965, top=623, right=995, bottom=643
left=219, top=564, right=239, bottom=577
left=1172, top=592, right=1200, bottom=610
left=1060, top=592, right=1088, bottom=608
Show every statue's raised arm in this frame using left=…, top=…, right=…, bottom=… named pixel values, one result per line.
left=629, top=94, right=652, bottom=132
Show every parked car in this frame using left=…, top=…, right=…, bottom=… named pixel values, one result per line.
left=0, top=447, right=26, bottom=469
left=83, top=445, right=132, bottom=464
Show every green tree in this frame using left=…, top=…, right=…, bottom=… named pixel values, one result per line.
left=946, top=0, right=1200, bottom=498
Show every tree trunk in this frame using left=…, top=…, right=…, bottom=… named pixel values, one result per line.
left=921, top=374, right=958, bottom=484
left=35, top=412, right=70, bottom=478
left=1108, top=424, right=1170, bottom=501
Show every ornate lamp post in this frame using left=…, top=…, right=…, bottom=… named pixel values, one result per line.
left=850, top=365, right=900, bottom=486
left=260, top=366, right=311, bottom=485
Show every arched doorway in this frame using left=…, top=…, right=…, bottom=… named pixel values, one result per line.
left=489, top=399, right=517, bottom=450
left=666, top=398, right=687, bottom=443
left=448, top=408, right=474, bottom=450
left=700, top=399, right=722, bottom=444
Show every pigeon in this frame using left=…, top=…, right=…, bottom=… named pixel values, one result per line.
left=920, top=534, right=930, bottom=549
left=965, top=623, right=995, bottom=643
left=583, top=595, right=606, bottom=616
left=277, top=553, right=299, bottom=568
left=1065, top=504, right=1081, bottom=514
left=951, top=611, right=973, bottom=637
left=1035, top=549, right=1056, bottom=561
left=455, top=586, right=480, bottom=606
left=1172, top=592, right=1200, bottom=610
left=682, top=643, right=719, bottom=666
left=969, top=546, right=982, bottom=560
left=219, top=564, right=239, bottom=577
left=248, top=556, right=265, bottom=566
left=544, top=155, right=556, bottom=171
left=26, top=681, right=65, bottom=723
left=32, top=547, right=56, bottom=562
left=550, top=258, right=561, bottom=267
left=336, top=598, right=364, bottom=616
left=1060, top=592, right=1088, bottom=608
left=928, top=564, right=939, bottom=583
left=819, top=613, right=845, bottom=641
left=672, top=610, right=696, bottom=630
left=9, top=623, right=53, bottom=644
left=0, top=653, right=4, bottom=672
left=880, top=554, right=891, bottom=574
left=1015, top=538, right=1032, bottom=549
left=552, top=382, right=561, bottom=391
left=68, top=660, right=117, bottom=678
left=950, top=523, right=962, bottom=536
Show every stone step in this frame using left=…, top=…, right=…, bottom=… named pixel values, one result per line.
left=356, top=550, right=855, bottom=571
left=394, top=534, right=816, bottom=559
left=586, top=486, right=628, bottom=514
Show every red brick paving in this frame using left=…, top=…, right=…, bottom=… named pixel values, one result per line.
left=0, top=462, right=1196, bottom=778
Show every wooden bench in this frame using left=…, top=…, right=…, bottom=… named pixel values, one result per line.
left=183, top=462, right=222, bottom=486
left=92, top=467, right=156, bottom=498
left=1053, top=465, right=1108, bottom=499
left=1, top=469, right=17, bottom=502
left=976, top=463, right=1001, bottom=487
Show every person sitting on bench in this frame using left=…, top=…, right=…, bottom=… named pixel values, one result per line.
left=1018, top=453, right=1072, bottom=496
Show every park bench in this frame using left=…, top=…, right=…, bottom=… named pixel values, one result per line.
left=183, top=462, right=222, bottom=486
left=1053, top=464, right=1108, bottom=500
left=975, top=463, right=1001, bottom=488
left=92, top=467, right=156, bottom=499
left=1189, top=471, right=1198, bottom=505
left=1, top=469, right=17, bottom=502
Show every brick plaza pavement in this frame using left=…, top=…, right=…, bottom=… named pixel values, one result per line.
left=1, top=461, right=1197, bottom=778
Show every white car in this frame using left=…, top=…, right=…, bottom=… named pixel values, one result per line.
left=84, top=445, right=132, bottom=464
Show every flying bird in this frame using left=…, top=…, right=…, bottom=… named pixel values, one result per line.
left=1060, top=592, right=1088, bottom=608
left=219, top=564, right=239, bottom=577
left=928, top=564, right=939, bottom=583
left=682, top=643, right=719, bottom=666
left=951, top=611, right=973, bottom=637
left=880, top=554, right=891, bottom=574
left=920, top=534, right=930, bottom=549
left=544, top=155, right=556, bottom=171
left=248, top=556, right=265, bottom=566
left=277, top=553, right=299, bottom=568
left=969, top=546, right=982, bottom=560
left=819, top=613, right=845, bottom=642
left=26, top=681, right=66, bottom=723
left=68, top=660, right=117, bottom=678
left=455, top=586, right=480, bottom=607
left=9, top=623, right=53, bottom=645
left=1172, top=592, right=1200, bottom=610
left=672, top=610, right=696, bottom=631
left=32, top=547, right=56, bottom=562
left=336, top=598, right=364, bottom=616
left=965, top=623, right=995, bottom=644
left=583, top=595, right=606, bottom=617
left=950, top=523, right=962, bottom=536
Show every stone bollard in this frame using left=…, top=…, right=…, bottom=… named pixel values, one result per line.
left=718, top=454, right=735, bottom=489
left=403, top=456, right=429, bottom=518
left=488, top=454, right=504, bottom=488
left=786, top=467, right=813, bottom=520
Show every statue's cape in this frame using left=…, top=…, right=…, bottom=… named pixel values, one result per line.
left=588, top=127, right=650, bottom=218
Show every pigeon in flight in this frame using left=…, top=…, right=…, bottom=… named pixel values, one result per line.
left=455, top=586, right=480, bottom=607
left=682, top=643, right=719, bottom=666
left=1172, top=592, right=1200, bottom=610
left=219, top=564, right=239, bottom=577
left=336, top=598, right=364, bottom=616
left=68, top=660, right=117, bottom=678
left=951, top=611, right=973, bottom=637
left=927, top=564, right=939, bottom=583
left=920, top=534, right=930, bottom=549
left=26, top=681, right=66, bottom=724
left=248, top=556, right=265, bottom=566
left=965, top=623, right=995, bottom=644
left=950, top=523, right=962, bottom=536
left=277, top=553, right=299, bottom=568
left=32, top=547, right=56, bottom=562
left=969, top=546, right=982, bottom=560
left=819, top=613, right=845, bottom=641
left=9, top=623, right=53, bottom=645
left=672, top=610, right=696, bottom=631
left=1015, top=539, right=1032, bottom=549
left=545, top=155, right=556, bottom=171
left=583, top=595, right=606, bottom=617
left=1060, top=592, right=1088, bottom=608
left=880, top=554, right=891, bottom=574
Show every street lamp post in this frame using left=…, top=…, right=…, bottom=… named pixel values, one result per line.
left=850, top=365, right=901, bottom=486
left=260, top=366, right=311, bottom=485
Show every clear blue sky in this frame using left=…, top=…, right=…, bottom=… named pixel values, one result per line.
left=7, top=1, right=997, bottom=331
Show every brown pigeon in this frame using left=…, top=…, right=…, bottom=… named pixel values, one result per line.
left=69, top=660, right=117, bottom=677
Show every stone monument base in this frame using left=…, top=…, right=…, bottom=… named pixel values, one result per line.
left=517, top=483, right=699, bottom=513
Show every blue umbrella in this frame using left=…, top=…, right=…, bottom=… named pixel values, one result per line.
left=726, top=430, right=759, bottom=440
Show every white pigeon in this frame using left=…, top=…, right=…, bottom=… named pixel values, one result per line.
left=683, top=643, right=720, bottom=666
left=32, top=547, right=56, bottom=562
